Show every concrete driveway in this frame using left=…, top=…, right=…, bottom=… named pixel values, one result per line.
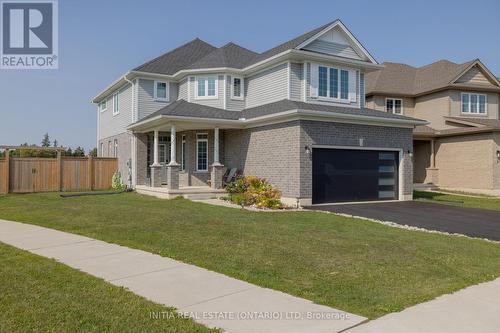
left=307, top=201, right=500, bottom=241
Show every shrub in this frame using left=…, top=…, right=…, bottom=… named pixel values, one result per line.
left=111, top=171, right=124, bottom=190
left=225, top=176, right=283, bottom=209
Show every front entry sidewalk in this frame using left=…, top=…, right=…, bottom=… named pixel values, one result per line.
left=0, top=219, right=366, bottom=333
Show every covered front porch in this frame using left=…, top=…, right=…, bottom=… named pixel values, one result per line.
left=131, top=117, right=238, bottom=198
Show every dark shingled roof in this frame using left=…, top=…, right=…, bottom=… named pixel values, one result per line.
left=137, top=99, right=425, bottom=125
left=365, top=60, right=480, bottom=96
left=133, top=39, right=217, bottom=75
left=241, top=99, right=420, bottom=121
left=186, top=43, right=258, bottom=69
left=140, top=99, right=241, bottom=121
left=132, top=20, right=340, bottom=75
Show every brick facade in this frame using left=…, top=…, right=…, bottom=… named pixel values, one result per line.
left=224, top=120, right=414, bottom=204
left=300, top=120, right=413, bottom=201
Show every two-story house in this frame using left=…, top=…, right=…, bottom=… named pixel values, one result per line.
left=365, top=60, right=500, bottom=195
left=92, top=20, right=425, bottom=206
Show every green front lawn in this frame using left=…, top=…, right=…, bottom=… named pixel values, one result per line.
left=1, top=193, right=500, bottom=319
left=0, top=242, right=217, bottom=333
left=414, top=191, right=500, bottom=212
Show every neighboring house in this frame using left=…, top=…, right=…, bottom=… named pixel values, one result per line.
left=92, top=20, right=425, bottom=206
left=365, top=60, right=500, bottom=195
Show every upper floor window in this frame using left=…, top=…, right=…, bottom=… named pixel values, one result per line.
left=196, top=76, right=218, bottom=99
left=154, top=81, right=169, bottom=101
left=386, top=98, right=403, bottom=114
left=318, top=66, right=349, bottom=101
left=231, top=76, right=243, bottom=100
left=98, top=100, right=107, bottom=112
left=113, top=92, right=119, bottom=115
left=461, top=93, right=486, bottom=114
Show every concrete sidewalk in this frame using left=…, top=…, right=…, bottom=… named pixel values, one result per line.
left=346, top=277, right=500, bottom=333
left=0, top=219, right=366, bottom=333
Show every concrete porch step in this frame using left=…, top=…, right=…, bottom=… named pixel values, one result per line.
left=183, top=193, right=220, bottom=200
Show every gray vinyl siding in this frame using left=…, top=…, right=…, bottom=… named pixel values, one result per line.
left=226, top=75, right=245, bottom=111
left=290, top=63, right=303, bottom=101
left=188, top=75, right=224, bottom=109
left=99, top=83, right=133, bottom=140
left=305, top=62, right=361, bottom=108
left=137, top=79, right=178, bottom=120
left=245, top=63, right=288, bottom=108
left=178, top=78, right=188, bottom=101
left=302, top=40, right=362, bottom=60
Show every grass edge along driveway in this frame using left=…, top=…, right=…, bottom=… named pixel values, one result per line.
left=414, top=190, right=500, bottom=212
left=0, top=241, right=218, bottom=333
left=0, top=192, right=500, bottom=319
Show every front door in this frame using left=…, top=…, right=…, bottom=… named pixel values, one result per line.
left=159, top=143, right=170, bottom=184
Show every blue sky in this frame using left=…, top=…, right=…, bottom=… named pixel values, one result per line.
left=1, top=0, right=499, bottom=151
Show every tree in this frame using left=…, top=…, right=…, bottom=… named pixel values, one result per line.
left=73, top=146, right=85, bottom=157
left=89, top=147, right=97, bottom=157
left=53, top=139, right=58, bottom=147
left=41, top=133, right=50, bottom=147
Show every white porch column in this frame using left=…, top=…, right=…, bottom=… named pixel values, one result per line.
left=213, top=127, right=221, bottom=166
left=169, top=124, right=177, bottom=165
left=152, top=130, right=160, bottom=166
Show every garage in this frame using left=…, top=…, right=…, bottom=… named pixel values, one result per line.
left=312, top=148, right=400, bottom=204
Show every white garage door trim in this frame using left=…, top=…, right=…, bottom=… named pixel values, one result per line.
left=311, top=144, right=404, bottom=201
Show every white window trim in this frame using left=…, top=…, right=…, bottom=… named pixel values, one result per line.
left=99, top=100, right=107, bottom=112
left=195, top=75, right=218, bottom=100
left=181, top=135, right=186, bottom=171
left=385, top=98, right=404, bottom=115
left=112, top=92, right=119, bottom=116
left=196, top=133, right=209, bottom=172
left=316, top=65, right=350, bottom=104
left=113, top=139, right=118, bottom=158
left=460, top=92, right=488, bottom=115
left=154, top=80, right=169, bottom=102
left=230, top=76, right=244, bottom=100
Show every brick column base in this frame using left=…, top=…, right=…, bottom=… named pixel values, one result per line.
left=167, top=164, right=180, bottom=190
left=210, top=164, right=226, bottom=189
left=150, top=165, right=162, bottom=187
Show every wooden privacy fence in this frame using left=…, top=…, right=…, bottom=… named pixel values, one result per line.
left=0, top=153, right=118, bottom=194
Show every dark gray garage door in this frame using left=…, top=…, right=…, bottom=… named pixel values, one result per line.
left=312, top=148, right=399, bottom=204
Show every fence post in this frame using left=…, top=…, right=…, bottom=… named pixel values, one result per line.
left=57, top=151, right=62, bottom=191
left=4, top=149, right=10, bottom=193
left=88, top=155, right=94, bottom=191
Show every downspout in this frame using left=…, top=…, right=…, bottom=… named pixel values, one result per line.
left=124, top=75, right=136, bottom=189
